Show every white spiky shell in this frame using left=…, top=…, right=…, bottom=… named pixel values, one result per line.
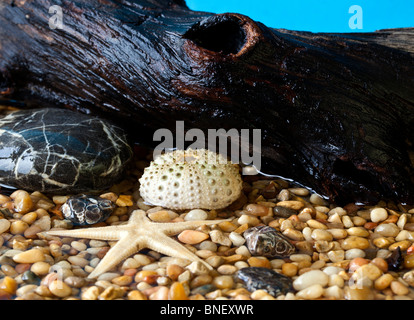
left=139, top=149, right=243, bottom=210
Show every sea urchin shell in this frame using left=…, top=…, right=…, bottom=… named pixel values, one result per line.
left=139, top=149, right=243, bottom=210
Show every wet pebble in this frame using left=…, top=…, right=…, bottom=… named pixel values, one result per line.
left=0, top=219, right=11, bottom=234
left=13, top=248, right=45, bottom=264
left=184, top=209, right=208, bottom=221
left=293, top=270, right=329, bottom=291
left=272, top=206, right=296, bottom=218
left=0, top=108, right=132, bottom=194
left=237, top=267, right=293, bottom=296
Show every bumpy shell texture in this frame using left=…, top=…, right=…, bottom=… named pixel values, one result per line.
left=139, top=149, right=243, bottom=210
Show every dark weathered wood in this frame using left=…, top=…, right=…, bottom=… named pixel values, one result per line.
left=0, top=0, right=413, bottom=204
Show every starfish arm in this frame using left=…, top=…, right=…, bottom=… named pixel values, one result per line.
left=88, top=235, right=143, bottom=278
left=158, top=218, right=232, bottom=236
left=43, top=225, right=126, bottom=241
left=145, top=233, right=212, bottom=270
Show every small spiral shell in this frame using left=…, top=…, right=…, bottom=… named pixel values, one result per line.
left=244, top=226, right=295, bottom=257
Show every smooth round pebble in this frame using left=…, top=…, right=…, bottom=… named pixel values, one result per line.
left=0, top=219, right=11, bottom=234
left=49, top=279, right=72, bottom=298
left=370, top=208, right=388, bottom=223
left=296, top=284, right=324, bottom=299
left=292, top=270, right=329, bottom=291
left=184, top=209, right=208, bottom=221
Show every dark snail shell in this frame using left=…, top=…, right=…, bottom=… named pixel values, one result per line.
left=237, top=267, right=293, bottom=296
left=244, top=226, right=296, bottom=258
left=61, top=195, right=115, bottom=226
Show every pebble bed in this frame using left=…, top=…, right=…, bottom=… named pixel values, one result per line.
left=1, top=148, right=414, bottom=300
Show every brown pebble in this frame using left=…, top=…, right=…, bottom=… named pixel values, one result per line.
left=166, top=264, right=185, bottom=281
left=0, top=276, right=17, bottom=295
left=23, top=225, right=43, bottom=239
left=276, top=200, right=305, bottom=211
left=245, top=204, right=270, bottom=217
left=178, top=230, right=209, bottom=244
left=15, top=263, right=31, bottom=274
left=127, top=290, right=147, bottom=300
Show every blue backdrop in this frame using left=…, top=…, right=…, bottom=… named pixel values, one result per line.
left=186, top=0, right=414, bottom=33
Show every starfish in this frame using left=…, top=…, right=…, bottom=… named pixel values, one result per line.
left=43, top=210, right=230, bottom=278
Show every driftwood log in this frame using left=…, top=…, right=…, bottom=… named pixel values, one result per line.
left=0, top=0, right=413, bottom=205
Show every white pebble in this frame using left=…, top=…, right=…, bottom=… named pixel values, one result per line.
left=370, top=207, right=388, bottom=223
left=345, top=248, right=366, bottom=260
left=0, top=219, right=11, bottom=234
left=229, top=232, right=246, bottom=246
left=184, top=209, right=208, bottom=221
left=71, top=241, right=87, bottom=252
left=309, top=193, right=328, bottom=206
left=293, top=270, right=329, bottom=291
left=374, top=223, right=400, bottom=237
left=296, top=284, right=324, bottom=299
left=290, top=254, right=312, bottom=262
left=324, top=285, right=344, bottom=299
left=328, top=274, right=345, bottom=288
left=323, top=266, right=344, bottom=276
left=67, top=256, right=89, bottom=267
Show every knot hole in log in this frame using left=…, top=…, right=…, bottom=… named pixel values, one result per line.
left=183, top=13, right=262, bottom=57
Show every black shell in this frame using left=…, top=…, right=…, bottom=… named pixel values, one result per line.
left=61, top=195, right=115, bottom=225
left=244, top=225, right=296, bottom=258
left=237, top=267, right=293, bottom=296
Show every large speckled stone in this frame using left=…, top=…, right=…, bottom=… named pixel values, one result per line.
left=0, top=108, right=132, bottom=194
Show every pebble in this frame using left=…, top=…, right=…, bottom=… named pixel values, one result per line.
left=390, top=280, right=409, bottom=295
left=344, top=286, right=375, bottom=300
left=11, top=190, right=34, bottom=214
left=245, top=204, right=270, bottom=217
left=374, top=223, right=400, bottom=237
left=49, top=279, right=72, bottom=298
left=178, top=230, right=209, bottom=244
left=209, top=230, right=231, bottom=246
left=276, top=200, right=304, bottom=211
left=213, top=275, right=234, bottom=289
left=292, top=270, right=329, bottom=291
left=168, top=282, right=188, bottom=300
left=67, top=256, right=89, bottom=268
left=296, top=284, right=324, bottom=299
left=340, top=236, right=370, bottom=250
left=100, top=286, right=125, bottom=300
left=309, top=194, right=328, bottom=206
left=0, top=276, right=17, bottom=295
left=71, top=241, right=87, bottom=252
left=30, top=261, right=50, bottom=276
left=13, top=248, right=45, bottom=264
left=229, top=232, right=246, bottom=246
left=374, top=273, right=394, bottom=290
left=324, top=285, right=344, bottom=299
left=370, top=208, right=388, bottom=223
left=0, top=219, right=11, bottom=234
left=282, top=263, right=298, bottom=277
left=0, top=108, right=132, bottom=193
left=273, top=206, right=296, bottom=218
left=184, top=209, right=208, bottom=221
left=10, top=220, right=29, bottom=235
left=112, top=275, right=133, bottom=286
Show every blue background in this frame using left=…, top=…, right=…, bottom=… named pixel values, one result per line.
left=186, top=0, right=414, bottom=33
